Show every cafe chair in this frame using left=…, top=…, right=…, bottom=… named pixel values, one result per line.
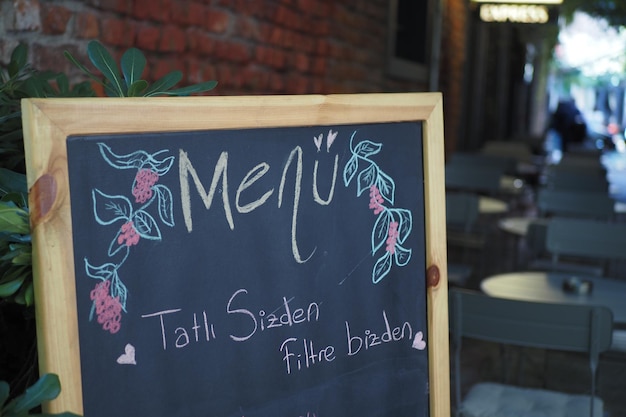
left=449, top=288, right=613, bottom=417
left=445, top=162, right=504, bottom=196
left=543, top=167, right=609, bottom=193
left=446, top=192, right=483, bottom=286
left=536, top=189, right=615, bottom=220
left=541, top=217, right=626, bottom=278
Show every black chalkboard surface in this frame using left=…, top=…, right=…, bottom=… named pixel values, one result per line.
left=66, top=122, right=428, bottom=417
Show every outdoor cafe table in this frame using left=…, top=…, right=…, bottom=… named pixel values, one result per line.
left=481, top=271, right=626, bottom=324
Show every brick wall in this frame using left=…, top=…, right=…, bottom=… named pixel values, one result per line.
left=0, top=0, right=435, bottom=95
left=0, top=0, right=468, bottom=150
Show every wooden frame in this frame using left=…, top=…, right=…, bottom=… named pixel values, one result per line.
left=22, top=93, right=449, bottom=416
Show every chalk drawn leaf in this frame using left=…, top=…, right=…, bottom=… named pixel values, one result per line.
left=108, top=229, right=129, bottom=257
left=353, top=140, right=382, bottom=158
left=84, top=259, right=116, bottom=281
left=146, top=153, right=175, bottom=176
left=372, top=210, right=392, bottom=253
left=111, top=274, right=128, bottom=311
left=132, top=210, right=162, bottom=240
left=343, top=155, right=359, bottom=187
left=154, top=184, right=174, bottom=227
left=376, top=171, right=395, bottom=205
left=394, top=208, right=413, bottom=244
left=394, top=244, right=412, bottom=267
left=98, top=143, right=150, bottom=170
left=92, top=189, right=132, bottom=225
left=372, top=251, right=392, bottom=284
left=357, top=163, right=377, bottom=197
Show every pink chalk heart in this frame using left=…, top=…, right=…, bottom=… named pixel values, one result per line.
left=412, top=332, right=426, bottom=350
left=117, top=343, right=136, bottom=365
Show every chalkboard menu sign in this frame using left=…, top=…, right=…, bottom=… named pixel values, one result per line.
left=21, top=94, right=450, bottom=417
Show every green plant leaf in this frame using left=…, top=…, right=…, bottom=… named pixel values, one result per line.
left=24, top=281, right=34, bottom=306
left=0, top=274, right=25, bottom=297
left=143, top=71, right=183, bottom=96
left=159, top=80, right=218, bottom=96
left=87, top=41, right=126, bottom=97
left=120, top=48, right=146, bottom=88
left=127, top=80, right=148, bottom=97
left=0, top=205, right=29, bottom=234
left=8, top=43, right=28, bottom=78
left=3, top=374, right=61, bottom=415
left=0, top=168, right=27, bottom=194
left=0, top=380, right=9, bottom=407
left=63, top=51, right=102, bottom=84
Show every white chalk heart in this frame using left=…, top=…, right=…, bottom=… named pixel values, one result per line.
left=412, top=332, right=426, bottom=350
left=117, top=343, right=137, bottom=365
left=326, top=129, right=338, bottom=152
left=313, top=134, right=323, bottom=152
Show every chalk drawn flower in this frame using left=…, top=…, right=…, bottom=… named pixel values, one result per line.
left=132, top=169, right=159, bottom=203
left=84, top=143, right=176, bottom=334
left=343, top=130, right=413, bottom=283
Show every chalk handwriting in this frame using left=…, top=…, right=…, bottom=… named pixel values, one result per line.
left=179, top=142, right=339, bottom=264
left=227, top=288, right=320, bottom=342
left=345, top=310, right=414, bottom=356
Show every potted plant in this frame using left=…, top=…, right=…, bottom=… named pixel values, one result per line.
left=0, top=40, right=216, bottom=415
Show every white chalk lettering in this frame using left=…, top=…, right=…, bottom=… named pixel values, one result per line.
left=227, top=288, right=321, bottom=342
left=280, top=337, right=335, bottom=374
left=179, top=149, right=233, bottom=232
left=346, top=310, right=413, bottom=356
left=141, top=308, right=217, bottom=350
left=236, top=162, right=273, bottom=213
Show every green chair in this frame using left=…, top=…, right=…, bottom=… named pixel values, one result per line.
left=446, top=192, right=483, bottom=286
left=449, top=288, right=613, bottom=417
left=543, top=217, right=626, bottom=277
left=536, top=189, right=615, bottom=220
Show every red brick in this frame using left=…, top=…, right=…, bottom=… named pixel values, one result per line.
left=85, top=0, right=132, bottom=15
left=215, top=40, right=250, bottom=63
left=188, top=2, right=207, bottom=27
left=150, top=58, right=184, bottom=83
left=76, top=12, right=100, bottom=39
left=297, top=0, right=330, bottom=18
left=159, top=25, right=186, bottom=53
left=255, top=46, right=286, bottom=70
left=291, top=53, right=310, bottom=73
left=32, top=43, right=78, bottom=76
left=171, top=0, right=191, bottom=25
left=131, top=0, right=152, bottom=20
left=41, top=4, right=71, bottom=35
left=136, top=24, right=161, bottom=51
left=205, top=9, right=230, bottom=33
left=186, top=28, right=215, bottom=55
left=100, top=18, right=125, bottom=46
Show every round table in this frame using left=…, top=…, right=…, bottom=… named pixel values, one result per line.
left=498, top=216, right=549, bottom=237
left=481, top=271, right=626, bottom=324
left=479, top=196, right=508, bottom=214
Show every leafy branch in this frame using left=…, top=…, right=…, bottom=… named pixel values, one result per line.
left=65, top=41, right=217, bottom=97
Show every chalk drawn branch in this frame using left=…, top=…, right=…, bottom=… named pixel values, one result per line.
left=343, top=131, right=413, bottom=284
left=84, top=143, right=175, bottom=334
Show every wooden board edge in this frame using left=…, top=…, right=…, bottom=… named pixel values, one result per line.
left=422, top=95, right=451, bottom=417
left=21, top=99, right=84, bottom=414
